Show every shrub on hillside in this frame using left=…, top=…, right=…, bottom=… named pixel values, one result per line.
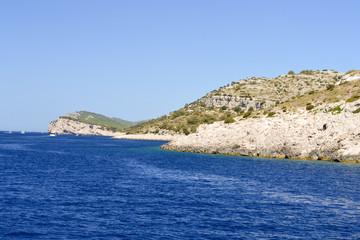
left=224, top=117, right=235, bottom=123
left=202, top=114, right=217, bottom=124
left=326, top=84, right=335, bottom=91
left=183, top=127, right=190, bottom=135
left=353, top=108, right=360, bottom=114
left=345, top=95, right=360, bottom=103
left=267, top=112, right=276, bottom=117
left=187, top=116, right=200, bottom=125
left=171, top=109, right=186, bottom=119
left=234, top=106, right=241, bottom=113
left=300, top=70, right=314, bottom=75
left=306, top=104, right=315, bottom=110
left=243, top=111, right=252, bottom=118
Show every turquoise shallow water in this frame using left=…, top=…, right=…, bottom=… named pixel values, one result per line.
left=1, top=132, right=360, bottom=239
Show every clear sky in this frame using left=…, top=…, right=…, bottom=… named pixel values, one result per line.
left=1, top=0, right=359, bottom=131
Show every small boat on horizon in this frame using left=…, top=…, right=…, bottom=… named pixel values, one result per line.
left=21, top=130, right=25, bottom=134
left=50, top=133, right=56, bottom=137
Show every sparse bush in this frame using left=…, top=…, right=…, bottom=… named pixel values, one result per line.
left=288, top=70, right=295, bottom=75
left=224, top=117, right=235, bottom=123
left=182, top=127, right=190, bottom=135
left=308, top=90, right=315, bottom=95
left=187, top=116, right=200, bottom=125
left=243, top=111, right=252, bottom=118
left=191, top=126, right=197, bottom=133
left=267, top=112, right=276, bottom=117
left=248, top=106, right=254, bottom=112
left=221, top=106, right=227, bottom=110
left=300, top=70, right=314, bottom=75
left=306, top=104, right=315, bottom=110
left=345, top=95, right=360, bottom=103
left=234, top=106, right=241, bottom=113
left=329, top=105, right=342, bottom=114
left=171, top=109, right=186, bottom=119
left=353, top=108, right=360, bottom=114
left=203, top=114, right=217, bottom=124
left=326, top=84, right=335, bottom=91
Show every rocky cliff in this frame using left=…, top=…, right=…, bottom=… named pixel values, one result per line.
left=48, top=111, right=136, bottom=135
left=48, top=118, right=115, bottom=136
left=159, top=70, right=360, bottom=163
left=203, top=96, right=273, bottom=110
left=162, top=98, right=360, bottom=163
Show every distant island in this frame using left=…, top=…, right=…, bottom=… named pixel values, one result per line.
left=49, top=69, right=360, bottom=163
left=48, top=111, right=136, bottom=136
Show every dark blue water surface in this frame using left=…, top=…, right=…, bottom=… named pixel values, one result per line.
left=1, top=132, right=360, bottom=239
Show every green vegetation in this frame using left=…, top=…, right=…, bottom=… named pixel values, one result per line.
left=60, top=111, right=135, bottom=132
left=224, top=117, right=235, bottom=123
left=300, top=70, right=314, bottom=75
left=345, top=95, right=360, bottom=103
left=353, top=108, right=360, bottom=114
left=326, top=84, right=335, bottom=91
left=306, top=104, right=315, bottom=110
left=328, top=105, right=342, bottom=115
left=267, top=112, right=276, bottom=117
left=243, top=111, right=252, bottom=118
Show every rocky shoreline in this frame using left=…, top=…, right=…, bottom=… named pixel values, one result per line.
left=48, top=99, right=360, bottom=163
left=161, top=102, right=360, bottom=163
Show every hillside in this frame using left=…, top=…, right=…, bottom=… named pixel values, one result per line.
left=124, top=69, right=360, bottom=135
left=49, top=111, right=136, bottom=135
left=61, top=111, right=136, bottom=131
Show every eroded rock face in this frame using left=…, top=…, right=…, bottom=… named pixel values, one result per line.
left=162, top=101, right=360, bottom=163
left=204, top=96, right=273, bottom=110
left=48, top=118, right=114, bottom=136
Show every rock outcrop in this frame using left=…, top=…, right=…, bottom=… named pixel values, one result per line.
left=204, top=96, right=273, bottom=110
left=48, top=118, right=115, bottom=136
left=162, top=100, right=360, bottom=163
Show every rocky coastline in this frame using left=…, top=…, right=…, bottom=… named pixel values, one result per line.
left=161, top=101, right=360, bottom=163
left=48, top=118, right=114, bottom=136
left=49, top=105, right=360, bottom=163
left=48, top=70, right=360, bottom=163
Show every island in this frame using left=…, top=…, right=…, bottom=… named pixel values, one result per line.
left=49, top=69, right=360, bottom=163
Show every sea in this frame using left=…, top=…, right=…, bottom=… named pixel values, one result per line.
left=0, top=132, right=360, bottom=239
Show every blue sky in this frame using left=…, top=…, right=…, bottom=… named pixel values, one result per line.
left=1, top=0, right=359, bottom=131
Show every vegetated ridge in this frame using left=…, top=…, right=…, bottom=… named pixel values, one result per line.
left=124, top=69, right=360, bottom=135
left=123, top=69, right=360, bottom=163
left=48, top=111, right=136, bottom=135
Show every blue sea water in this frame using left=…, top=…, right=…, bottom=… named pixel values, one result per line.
left=0, top=132, right=360, bottom=239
